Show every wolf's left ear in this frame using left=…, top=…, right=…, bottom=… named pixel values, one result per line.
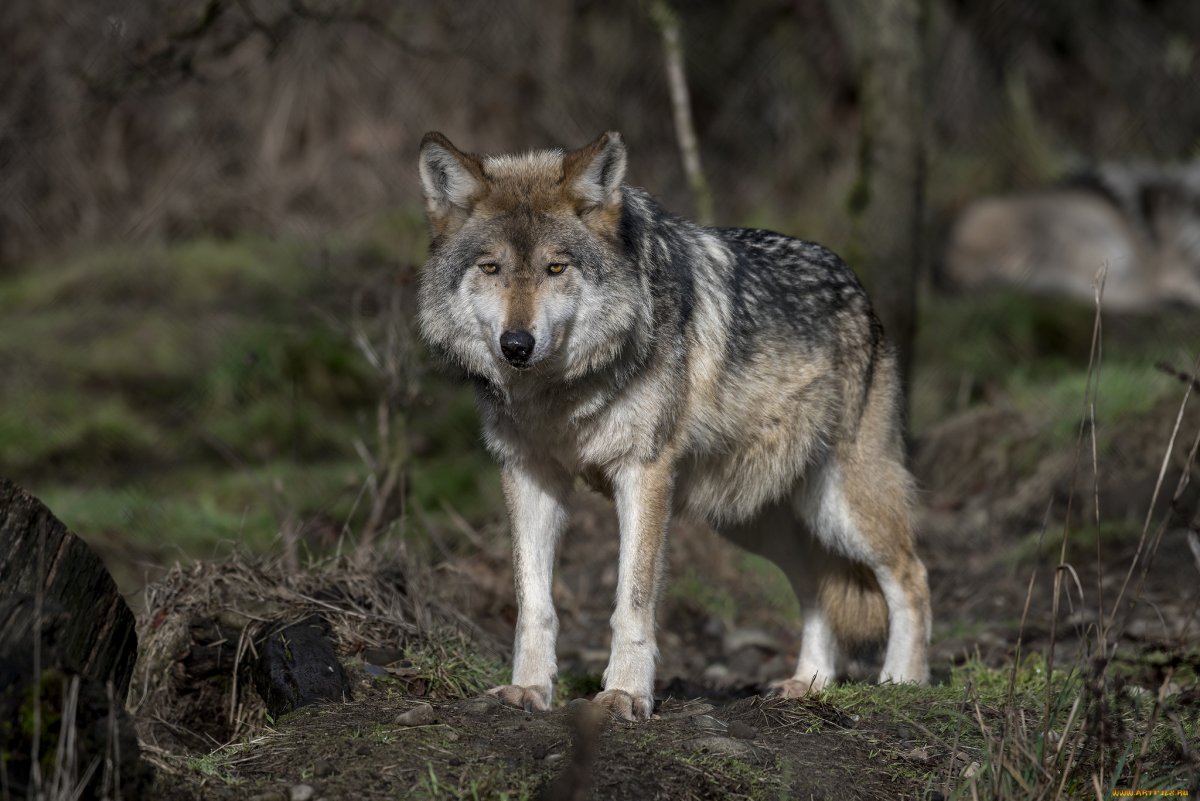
left=562, top=131, right=626, bottom=214
left=419, top=132, right=487, bottom=237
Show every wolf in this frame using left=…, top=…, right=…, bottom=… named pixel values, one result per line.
left=417, top=131, right=931, bottom=721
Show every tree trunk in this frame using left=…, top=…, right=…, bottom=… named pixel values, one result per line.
left=850, top=0, right=926, bottom=405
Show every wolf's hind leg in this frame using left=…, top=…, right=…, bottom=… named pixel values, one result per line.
left=802, top=455, right=930, bottom=686
left=487, top=464, right=571, bottom=712
left=722, top=505, right=839, bottom=697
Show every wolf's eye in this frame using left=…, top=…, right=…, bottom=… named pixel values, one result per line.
left=547, top=263, right=567, bottom=275
left=479, top=263, right=500, bottom=275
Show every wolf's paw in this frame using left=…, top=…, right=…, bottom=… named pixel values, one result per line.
left=593, top=688, right=653, bottom=721
left=766, top=676, right=828, bottom=699
left=487, top=684, right=551, bottom=712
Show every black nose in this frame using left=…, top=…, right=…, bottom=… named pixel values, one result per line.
left=499, top=329, right=535, bottom=365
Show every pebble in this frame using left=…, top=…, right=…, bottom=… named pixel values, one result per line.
left=962, top=761, right=981, bottom=779
left=443, top=729, right=460, bottom=742
left=395, top=702, right=435, bottom=726
left=290, top=784, right=316, bottom=801
left=313, top=760, right=336, bottom=778
left=904, top=747, right=931, bottom=763
left=362, top=646, right=405, bottom=666
left=458, top=696, right=501, bottom=715
left=701, top=664, right=731, bottom=685
left=727, top=721, right=757, bottom=740
left=545, top=753, right=564, bottom=765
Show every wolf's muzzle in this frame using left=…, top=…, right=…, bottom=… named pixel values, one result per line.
left=500, top=329, right=535, bottom=367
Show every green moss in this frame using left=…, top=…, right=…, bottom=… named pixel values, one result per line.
left=404, top=630, right=508, bottom=700
left=669, top=567, right=738, bottom=622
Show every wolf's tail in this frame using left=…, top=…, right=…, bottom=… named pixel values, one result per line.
left=818, top=557, right=889, bottom=644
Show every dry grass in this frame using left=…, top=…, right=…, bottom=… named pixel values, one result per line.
left=952, top=269, right=1200, bottom=800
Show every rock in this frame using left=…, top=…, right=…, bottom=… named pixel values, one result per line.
left=701, top=663, right=732, bottom=685
left=253, top=616, right=351, bottom=717
left=458, top=695, right=502, bottom=715
left=544, top=752, right=564, bottom=765
left=362, top=646, right=405, bottom=666
left=313, top=759, right=336, bottom=778
left=395, top=701, right=435, bottom=726
left=727, top=721, right=757, bottom=740
left=904, top=747, right=932, bottom=763
left=290, top=783, right=316, bottom=801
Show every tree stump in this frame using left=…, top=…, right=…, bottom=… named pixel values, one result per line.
left=0, top=480, right=150, bottom=798
left=0, top=478, right=138, bottom=697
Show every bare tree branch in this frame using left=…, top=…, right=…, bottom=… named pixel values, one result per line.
left=650, top=1, right=713, bottom=226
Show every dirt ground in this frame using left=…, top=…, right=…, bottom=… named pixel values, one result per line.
left=136, top=394, right=1200, bottom=800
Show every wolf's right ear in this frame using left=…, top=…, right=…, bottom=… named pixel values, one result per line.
left=419, top=132, right=487, bottom=237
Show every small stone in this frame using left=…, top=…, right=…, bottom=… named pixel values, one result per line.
left=290, top=784, right=316, bottom=801
left=313, top=760, right=336, bottom=778
left=962, top=761, right=981, bottom=779
left=545, top=753, right=564, bottom=765
left=896, top=725, right=914, bottom=740
left=443, top=729, right=460, bottom=742
left=459, top=695, right=501, bottom=715
left=448, top=756, right=464, bottom=767
left=727, top=721, right=757, bottom=740
left=362, top=646, right=405, bottom=666
left=904, top=747, right=931, bottom=763
left=395, top=702, right=435, bottom=726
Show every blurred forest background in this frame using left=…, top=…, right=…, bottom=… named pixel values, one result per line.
left=2, top=0, right=1199, bottom=595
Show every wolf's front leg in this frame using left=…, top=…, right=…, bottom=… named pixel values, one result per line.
left=597, top=459, right=673, bottom=721
left=488, top=465, right=570, bottom=712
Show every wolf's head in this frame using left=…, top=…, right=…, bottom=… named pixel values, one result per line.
left=416, top=132, right=647, bottom=384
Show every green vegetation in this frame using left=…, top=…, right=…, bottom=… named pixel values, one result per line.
left=911, top=288, right=1200, bottom=434
left=0, top=231, right=499, bottom=586
left=404, top=629, right=509, bottom=700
